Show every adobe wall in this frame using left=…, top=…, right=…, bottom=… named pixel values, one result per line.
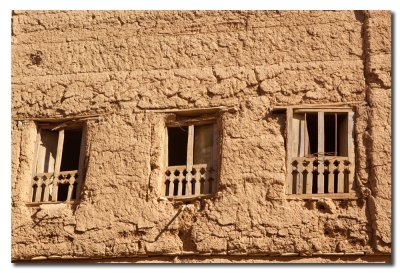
left=11, top=11, right=391, bottom=262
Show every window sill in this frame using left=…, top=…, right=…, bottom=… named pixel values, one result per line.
left=25, top=201, right=77, bottom=207
left=286, top=193, right=358, bottom=200
left=159, top=194, right=213, bottom=202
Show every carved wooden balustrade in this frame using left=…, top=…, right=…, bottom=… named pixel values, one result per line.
left=164, top=164, right=215, bottom=198
left=31, top=170, right=78, bottom=202
left=290, top=156, right=354, bottom=195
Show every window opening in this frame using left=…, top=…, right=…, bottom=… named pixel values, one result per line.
left=164, top=121, right=217, bottom=199
left=60, top=129, right=82, bottom=171
left=31, top=125, right=84, bottom=203
left=288, top=109, right=354, bottom=196
left=168, top=127, right=188, bottom=166
left=306, top=113, right=318, bottom=155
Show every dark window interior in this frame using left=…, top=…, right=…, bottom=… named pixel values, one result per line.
left=324, top=114, right=336, bottom=155
left=60, top=128, right=83, bottom=171
left=57, top=184, right=69, bottom=201
left=324, top=113, right=348, bottom=156
left=168, top=126, right=188, bottom=166
left=306, top=113, right=318, bottom=155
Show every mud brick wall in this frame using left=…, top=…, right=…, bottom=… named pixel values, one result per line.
left=11, top=11, right=391, bottom=262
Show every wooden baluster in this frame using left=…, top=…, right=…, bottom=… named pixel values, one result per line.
left=42, top=176, right=50, bottom=202
left=185, top=170, right=192, bottom=195
left=345, top=162, right=351, bottom=193
left=164, top=171, right=168, bottom=196
left=32, top=182, right=38, bottom=202
left=168, top=179, right=174, bottom=197
left=178, top=168, right=185, bottom=196
left=337, top=161, right=345, bottom=193
left=305, top=160, right=313, bottom=194
left=52, top=175, right=59, bottom=202
left=297, top=161, right=304, bottom=194
left=168, top=169, right=176, bottom=197
left=194, top=167, right=201, bottom=195
left=328, top=160, right=335, bottom=193
left=66, top=174, right=75, bottom=201
left=291, top=160, right=298, bottom=194
left=35, top=177, right=42, bottom=202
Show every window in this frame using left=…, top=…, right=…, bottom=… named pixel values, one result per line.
left=286, top=108, right=355, bottom=196
left=31, top=123, right=85, bottom=203
left=163, top=118, right=219, bottom=199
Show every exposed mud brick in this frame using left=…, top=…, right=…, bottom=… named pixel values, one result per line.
left=11, top=10, right=391, bottom=263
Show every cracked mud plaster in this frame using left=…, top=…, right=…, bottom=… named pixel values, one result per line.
left=11, top=11, right=391, bottom=263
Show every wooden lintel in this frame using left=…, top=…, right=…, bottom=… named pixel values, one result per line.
left=145, top=106, right=238, bottom=116
left=13, top=114, right=102, bottom=122
left=270, top=101, right=365, bottom=113
left=167, top=116, right=216, bottom=127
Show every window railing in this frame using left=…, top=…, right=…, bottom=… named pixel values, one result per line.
left=290, top=156, right=353, bottom=195
left=164, top=163, right=215, bottom=198
left=31, top=170, right=78, bottom=203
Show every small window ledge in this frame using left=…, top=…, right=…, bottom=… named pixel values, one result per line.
left=26, top=201, right=76, bottom=207
left=286, top=193, right=358, bottom=200
left=159, top=194, right=213, bottom=202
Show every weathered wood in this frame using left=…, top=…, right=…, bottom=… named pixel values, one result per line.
left=294, top=108, right=352, bottom=113
left=52, top=180, right=59, bottom=202
left=42, top=179, right=51, bottom=202
left=21, top=114, right=101, bottom=122
left=54, top=130, right=65, bottom=174
left=317, top=112, right=325, bottom=194
left=328, top=161, right=335, bottom=193
left=75, top=124, right=86, bottom=201
left=145, top=106, right=234, bottom=115
left=32, top=129, right=41, bottom=179
left=193, top=124, right=213, bottom=164
left=347, top=112, right=355, bottom=192
left=31, top=129, right=41, bottom=202
left=305, top=161, right=313, bottom=194
left=165, top=193, right=214, bottom=202
left=271, top=102, right=363, bottom=112
left=194, top=178, right=201, bottom=196
left=178, top=172, right=185, bottom=196
left=212, top=123, right=219, bottom=194
left=337, top=161, right=345, bottom=193
left=339, top=113, right=349, bottom=156
left=167, top=117, right=216, bottom=127
left=287, top=193, right=358, bottom=200
left=34, top=180, right=42, bottom=202
left=36, top=130, right=58, bottom=173
left=66, top=176, right=75, bottom=201
left=292, top=114, right=301, bottom=157
left=168, top=179, right=175, bottom=196
left=186, top=125, right=194, bottom=169
left=194, top=125, right=215, bottom=193
left=297, top=161, right=304, bottom=194
left=286, top=107, right=294, bottom=195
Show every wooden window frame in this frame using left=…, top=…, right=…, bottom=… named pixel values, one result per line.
left=29, top=122, right=86, bottom=204
left=163, top=116, right=220, bottom=201
left=286, top=107, right=356, bottom=199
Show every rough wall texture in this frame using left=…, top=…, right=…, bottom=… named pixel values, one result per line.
left=11, top=10, right=391, bottom=263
